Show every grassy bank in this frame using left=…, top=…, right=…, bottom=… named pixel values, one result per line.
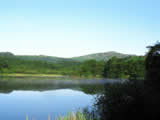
left=0, top=73, right=63, bottom=77
left=0, top=73, right=106, bottom=79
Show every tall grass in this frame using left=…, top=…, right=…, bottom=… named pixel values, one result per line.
left=26, top=111, right=95, bottom=120
left=57, top=112, right=85, bottom=120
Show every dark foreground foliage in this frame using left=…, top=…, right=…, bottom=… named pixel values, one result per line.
left=94, top=81, right=144, bottom=120
left=145, top=42, right=160, bottom=119
left=85, top=42, right=160, bottom=120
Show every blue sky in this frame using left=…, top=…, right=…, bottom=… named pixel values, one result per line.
left=0, top=0, right=159, bottom=57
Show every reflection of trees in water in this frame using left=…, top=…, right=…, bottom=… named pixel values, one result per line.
left=0, top=78, right=105, bottom=95
left=79, top=84, right=105, bottom=95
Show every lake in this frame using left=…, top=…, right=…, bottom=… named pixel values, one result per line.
left=0, top=77, right=118, bottom=120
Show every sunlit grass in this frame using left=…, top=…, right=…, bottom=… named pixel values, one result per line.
left=1, top=73, right=63, bottom=77
left=26, top=111, right=94, bottom=120
left=26, top=115, right=28, bottom=120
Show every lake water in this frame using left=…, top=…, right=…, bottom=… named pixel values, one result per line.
left=0, top=77, right=117, bottom=120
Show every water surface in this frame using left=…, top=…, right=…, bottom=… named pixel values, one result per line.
left=0, top=77, right=116, bottom=120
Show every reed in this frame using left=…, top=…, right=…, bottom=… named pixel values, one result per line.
left=56, top=112, right=86, bottom=120
left=26, top=115, right=28, bottom=120
left=26, top=111, right=91, bottom=120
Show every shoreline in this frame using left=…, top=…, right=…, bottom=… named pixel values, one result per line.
left=0, top=73, right=64, bottom=77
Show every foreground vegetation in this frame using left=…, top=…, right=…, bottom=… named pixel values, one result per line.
left=26, top=111, right=98, bottom=120
left=88, top=42, right=160, bottom=120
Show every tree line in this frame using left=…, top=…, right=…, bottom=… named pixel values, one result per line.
left=0, top=56, right=80, bottom=75
left=0, top=53, right=145, bottom=79
left=77, top=56, right=145, bottom=79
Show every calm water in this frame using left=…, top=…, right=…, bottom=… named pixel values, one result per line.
left=0, top=77, right=117, bottom=120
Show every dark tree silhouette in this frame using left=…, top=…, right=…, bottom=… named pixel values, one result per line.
left=145, top=42, right=160, bottom=120
left=94, top=42, right=160, bottom=120
left=145, top=42, right=160, bottom=89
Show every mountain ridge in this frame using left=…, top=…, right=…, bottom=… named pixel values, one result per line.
left=0, top=51, right=135, bottom=63
left=71, top=51, right=135, bottom=62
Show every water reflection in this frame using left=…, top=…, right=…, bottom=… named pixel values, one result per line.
left=0, top=77, right=112, bottom=120
left=0, top=77, right=118, bottom=94
left=0, top=89, right=94, bottom=120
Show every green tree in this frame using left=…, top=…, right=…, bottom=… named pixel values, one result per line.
left=79, top=60, right=104, bottom=77
left=103, top=56, right=145, bottom=79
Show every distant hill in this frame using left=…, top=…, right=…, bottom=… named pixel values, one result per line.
left=0, top=52, right=75, bottom=64
left=0, top=51, right=137, bottom=75
left=0, top=52, right=14, bottom=57
left=71, top=51, right=134, bottom=62
left=16, top=55, right=74, bottom=64
left=16, top=55, right=81, bottom=70
left=0, top=52, right=80, bottom=70
left=0, top=53, right=80, bottom=75
left=0, top=51, right=134, bottom=63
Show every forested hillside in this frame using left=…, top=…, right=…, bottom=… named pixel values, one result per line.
left=0, top=52, right=145, bottom=79
left=0, top=56, right=80, bottom=75
left=16, top=55, right=74, bottom=64
left=0, top=51, right=134, bottom=63
left=75, top=56, right=145, bottom=79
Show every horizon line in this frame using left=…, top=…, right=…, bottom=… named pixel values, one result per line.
left=0, top=51, right=144, bottom=58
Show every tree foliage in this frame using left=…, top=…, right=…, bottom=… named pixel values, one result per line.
left=103, top=56, right=145, bottom=79
left=78, top=60, right=105, bottom=77
left=0, top=56, right=80, bottom=75
left=0, top=52, right=145, bottom=79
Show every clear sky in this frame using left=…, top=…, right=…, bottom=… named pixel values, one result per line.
left=0, top=0, right=159, bottom=57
